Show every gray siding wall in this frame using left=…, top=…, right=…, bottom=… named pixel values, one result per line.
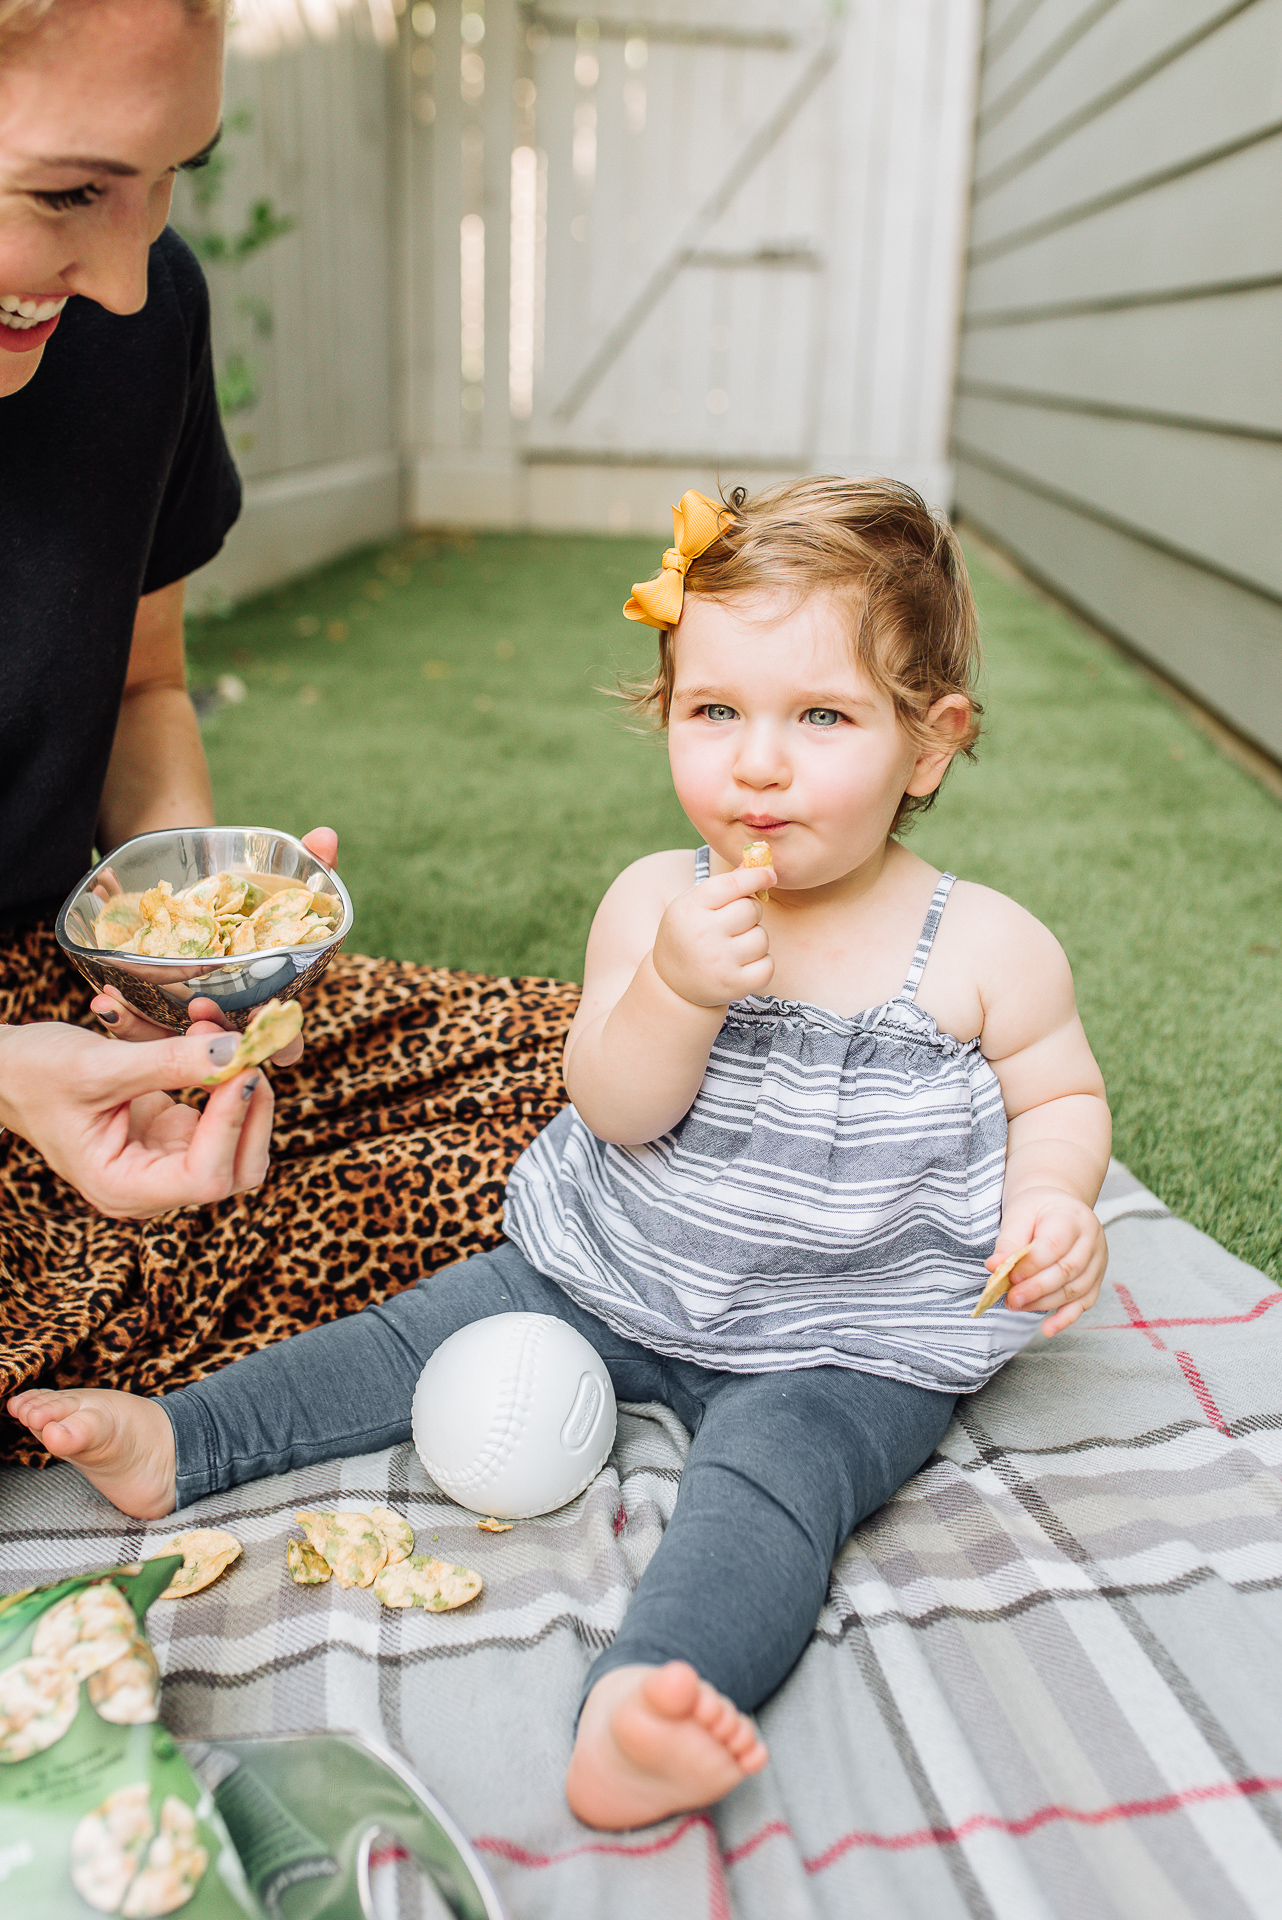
left=954, top=0, right=1282, bottom=761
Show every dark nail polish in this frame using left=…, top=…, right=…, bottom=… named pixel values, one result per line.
left=241, top=1073, right=261, bottom=1099
left=98, top=1010, right=119, bottom=1026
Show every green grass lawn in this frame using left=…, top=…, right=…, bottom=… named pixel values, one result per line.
left=187, top=530, right=1282, bottom=1284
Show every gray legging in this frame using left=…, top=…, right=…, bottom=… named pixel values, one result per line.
left=162, top=1240, right=956, bottom=1713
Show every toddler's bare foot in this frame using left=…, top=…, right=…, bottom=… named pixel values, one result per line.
left=7, top=1389, right=177, bottom=1519
left=566, top=1661, right=768, bottom=1830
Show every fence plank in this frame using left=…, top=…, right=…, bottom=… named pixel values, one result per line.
left=181, top=16, right=401, bottom=604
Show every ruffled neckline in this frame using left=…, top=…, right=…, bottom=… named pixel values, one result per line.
left=723, top=992, right=982, bottom=1059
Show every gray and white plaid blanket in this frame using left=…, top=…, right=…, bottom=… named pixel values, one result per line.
left=4, top=1161, right=1281, bottom=1919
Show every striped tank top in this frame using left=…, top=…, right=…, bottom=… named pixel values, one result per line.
left=504, top=854, right=1038, bottom=1393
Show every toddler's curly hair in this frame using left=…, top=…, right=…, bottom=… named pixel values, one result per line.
left=626, top=475, right=982, bottom=832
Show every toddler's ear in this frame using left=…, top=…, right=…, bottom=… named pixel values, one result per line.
left=904, top=695, right=973, bottom=797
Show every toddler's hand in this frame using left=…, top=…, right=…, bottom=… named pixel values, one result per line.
left=652, top=862, right=776, bottom=1009
left=990, top=1190, right=1108, bottom=1337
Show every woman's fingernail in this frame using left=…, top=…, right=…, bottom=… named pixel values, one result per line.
left=98, top=1009, right=119, bottom=1026
left=241, top=1073, right=261, bottom=1099
left=207, top=1034, right=240, bottom=1066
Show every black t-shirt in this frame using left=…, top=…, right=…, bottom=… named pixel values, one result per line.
left=0, top=227, right=240, bottom=926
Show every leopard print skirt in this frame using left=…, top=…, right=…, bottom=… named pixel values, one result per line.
left=0, top=926, right=580, bottom=1468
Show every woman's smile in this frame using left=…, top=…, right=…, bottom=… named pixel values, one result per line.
left=0, top=291, right=67, bottom=350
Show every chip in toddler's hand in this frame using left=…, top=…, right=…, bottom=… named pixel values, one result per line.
left=371, top=1555, right=483, bottom=1613
left=740, top=840, right=773, bottom=905
left=285, top=1538, right=332, bottom=1585
left=971, top=1243, right=1036, bottom=1319
left=202, top=997, right=303, bottom=1087
left=294, top=1511, right=388, bottom=1589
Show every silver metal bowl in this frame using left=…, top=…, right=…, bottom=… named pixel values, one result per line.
left=55, top=827, right=354, bottom=1032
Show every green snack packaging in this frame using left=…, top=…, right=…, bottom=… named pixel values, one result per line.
left=0, top=1559, right=253, bottom=1918
left=0, top=1561, right=506, bottom=1919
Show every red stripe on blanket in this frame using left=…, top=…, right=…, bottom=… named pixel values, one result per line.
left=1173, top=1351, right=1231, bottom=1435
left=1113, top=1282, right=1168, bottom=1351
left=1110, top=1285, right=1234, bottom=1435
left=720, top=1775, right=1282, bottom=1872
left=474, top=1812, right=707, bottom=1866
left=476, top=1814, right=733, bottom=1918
left=1085, top=1293, right=1282, bottom=1334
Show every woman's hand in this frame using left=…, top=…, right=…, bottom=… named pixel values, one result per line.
left=0, top=1020, right=274, bottom=1220
left=989, top=1190, right=1108, bottom=1337
left=89, top=825, right=339, bottom=1053
left=652, top=862, right=776, bottom=1009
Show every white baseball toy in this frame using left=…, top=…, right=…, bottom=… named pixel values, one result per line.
left=411, top=1314, right=617, bottom=1519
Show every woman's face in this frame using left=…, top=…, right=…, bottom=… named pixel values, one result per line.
left=0, top=0, right=223, bottom=397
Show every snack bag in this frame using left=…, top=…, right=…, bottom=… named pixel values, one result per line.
left=0, top=1559, right=254, bottom=1919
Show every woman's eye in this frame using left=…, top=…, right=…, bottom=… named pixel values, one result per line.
left=33, top=184, right=104, bottom=212
left=804, top=708, right=842, bottom=728
left=701, top=704, right=738, bottom=723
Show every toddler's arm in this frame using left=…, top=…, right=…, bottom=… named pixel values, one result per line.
left=965, top=890, right=1112, bottom=1336
left=564, top=850, right=776, bottom=1144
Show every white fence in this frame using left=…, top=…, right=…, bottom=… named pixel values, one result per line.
left=189, top=0, right=981, bottom=606
left=179, top=12, right=402, bottom=607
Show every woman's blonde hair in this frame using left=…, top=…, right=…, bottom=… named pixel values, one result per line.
left=0, top=0, right=224, bottom=41
left=626, top=474, right=983, bottom=832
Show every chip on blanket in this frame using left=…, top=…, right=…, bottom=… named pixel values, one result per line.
left=294, top=1511, right=387, bottom=1589
left=372, top=1555, right=482, bottom=1612
left=285, top=1539, right=332, bottom=1585
left=150, top=1529, right=243, bottom=1600
left=368, top=1505, right=414, bottom=1565
left=288, top=1510, right=481, bottom=1610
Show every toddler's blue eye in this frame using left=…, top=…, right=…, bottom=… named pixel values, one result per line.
left=703, top=704, right=737, bottom=723
left=804, top=708, right=841, bottom=727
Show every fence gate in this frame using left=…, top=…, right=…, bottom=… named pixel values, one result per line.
left=403, top=0, right=981, bottom=532
left=185, top=0, right=981, bottom=605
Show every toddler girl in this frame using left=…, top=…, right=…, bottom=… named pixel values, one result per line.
left=11, top=478, right=1112, bottom=1832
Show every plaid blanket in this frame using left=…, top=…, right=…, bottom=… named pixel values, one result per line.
left=3, top=1161, right=1281, bottom=1919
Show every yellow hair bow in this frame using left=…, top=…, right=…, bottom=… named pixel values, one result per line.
left=623, top=490, right=734, bottom=631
